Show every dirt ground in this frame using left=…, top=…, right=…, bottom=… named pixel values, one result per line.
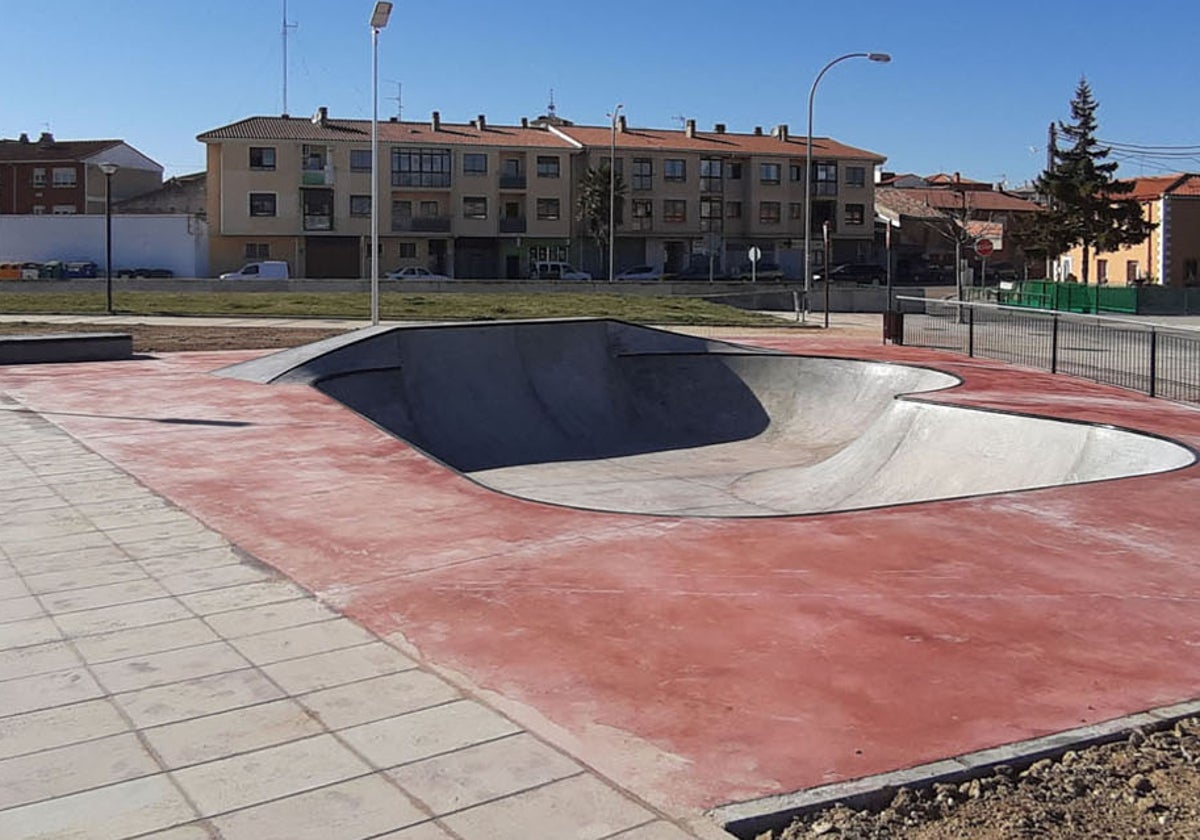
left=774, top=719, right=1200, bottom=839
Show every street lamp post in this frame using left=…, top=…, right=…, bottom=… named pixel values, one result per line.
left=608, top=104, right=623, bottom=283
left=803, top=51, right=890, bottom=323
left=98, top=162, right=119, bottom=315
left=369, top=1, right=393, bottom=326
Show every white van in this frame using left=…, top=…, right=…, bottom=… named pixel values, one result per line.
left=530, top=260, right=591, bottom=281
left=220, top=260, right=289, bottom=280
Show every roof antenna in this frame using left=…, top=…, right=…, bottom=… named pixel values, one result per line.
left=281, top=0, right=298, bottom=116
left=547, top=88, right=557, bottom=119
left=387, top=81, right=403, bottom=120
left=670, top=114, right=687, bottom=129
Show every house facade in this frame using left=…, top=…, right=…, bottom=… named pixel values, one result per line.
left=0, top=133, right=163, bottom=216
left=1057, top=173, right=1200, bottom=287
left=197, top=109, right=885, bottom=279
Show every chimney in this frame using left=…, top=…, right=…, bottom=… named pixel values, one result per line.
left=714, top=123, right=726, bottom=134
left=476, top=113, right=486, bottom=130
left=617, top=115, right=627, bottom=133
left=520, top=117, right=529, bottom=128
left=753, top=126, right=763, bottom=136
left=772, top=123, right=788, bottom=141
left=389, top=116, right=397, bottom=122
left=431, top=110, right=441, bottom=131
left=310, top=106, right=328, bottom=126
left=18, top=132, right=29, bottom=144
left=38, top=131, right=54, bottom=146
left=685, top=118, right=696, bottom=138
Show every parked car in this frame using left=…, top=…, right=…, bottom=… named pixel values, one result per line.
left=530, top=260, right=591, bottom=281
left=613, top=265, right=664, bottom=281
left=814, top=263, right=886, bottom=285
left=133, top=267, right=175, bottom=278
left=64, top=260, right=98, bottom=279
left=735, top=261, right=785, bottom=281
left=386, top=266, right=450, bottom=281
left=219, top=260, right=289, bottom=280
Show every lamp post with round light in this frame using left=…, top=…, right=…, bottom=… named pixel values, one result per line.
left=803, top=52, right=890, bottom=322
left=369, top=1, right=393, bottom=326
left=98, top=162, right=119, bottom=314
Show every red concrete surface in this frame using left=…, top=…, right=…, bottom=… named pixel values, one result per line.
left=4, top=335, right=1200, bottom=819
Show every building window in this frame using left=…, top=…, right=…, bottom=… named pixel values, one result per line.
left=536, top=156, right=560, bottom=178
left=349, top=149, right=372, bottom=172
left=249, top=192, right=277, bottom=217
left=51, top=205, right=76, bottom=215
left=420, top=200, right=439, bottom=216
left=632, top=158, right=653, bottom=190
left=1126, top=260, right=1140, bottom=282
left=790, top=163, right=804, bottom=182
left=536, top=198, right=560, bottom=220
left=789, top=202, right=803, bottom=220
left=845, top=166, right=866, bottom=188
left=726, top=201, right=742, bottom=219
left=813, top=161, right=838, bottom=195
left=700, top=197, right=722, bottom=230
left=463, top=196, right=487, bottom=219
left=350, top=195, right=371, bottom=217
left=760, top=163, right=781, bottom=185
left=392, top=148, right=451, bottom=187
left=759, top=201, right=781, bottom=224
left=301, top=188, right=333, bottom=230
left=700, top=158, right=723, bottom=192
left=302, top=145, right=328, bottom=171
left=1185, top=259, right=1198, bottom=284
left=249, top=147, right=276, bottom=170
left=632, top=199, right=652, bottom=219
left=726, top=162, right=742, bottom=180
left=52, top=167, right=76, bottom=188
left=463, top=153, right=488, bottom=175
left=845, top=203, right=865, bottom=225
left=32, top=168, right=46, bottom=188
left=664, top=159, right=686, bottom=182
left=397, top=242, right=418, bottom=259
left=600, top=156, right=624, bottom=174
left=244, top=243, right=271, bottom=259
left=663, top=199, right=686, bottom=222
left=1096, top=259, right=1108, bottom=284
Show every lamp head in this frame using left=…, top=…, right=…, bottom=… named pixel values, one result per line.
left=98, top=162, right=119, bottom=176
left=867, top=53, right=891, bottom=63
left=370, top=1, right=392, bottom=29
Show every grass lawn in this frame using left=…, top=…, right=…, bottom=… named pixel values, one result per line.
left=0, top=290, right=788, bottom=326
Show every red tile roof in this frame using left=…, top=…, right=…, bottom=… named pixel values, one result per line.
left=876, top=186, right=1041, bottom=219
left=197, top=115, right=885, bottom=160
left=1123, top=173, right=1200, bottom=200
left=0, top=136, right=122, bottom=163
left=197, top=116, right=577, bottom=149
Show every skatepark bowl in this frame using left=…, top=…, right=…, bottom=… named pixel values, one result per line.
left=217, top=319, right=1195, bottom=518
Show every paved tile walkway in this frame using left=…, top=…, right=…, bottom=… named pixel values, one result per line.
left=0, top=398, right=702, bottom=840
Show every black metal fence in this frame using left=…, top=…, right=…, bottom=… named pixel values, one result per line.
left=896, top=296, right=1200, bottom=404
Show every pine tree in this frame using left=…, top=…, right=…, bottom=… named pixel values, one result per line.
left=1035, top=79, right=1156, bottom=283
left=576, top=164, right=625, bottom=276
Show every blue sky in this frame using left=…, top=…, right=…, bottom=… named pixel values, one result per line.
left=5, top=0, right=1199, bottom=183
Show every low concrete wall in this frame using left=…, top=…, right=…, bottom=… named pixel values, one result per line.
left=0, top=332, right=132, bottom=364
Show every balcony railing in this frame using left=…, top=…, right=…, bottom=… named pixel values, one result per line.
left=499, top=217, right=527, bottom=233
left=631, top=218, right=653, bottom=231
left=303, top=215, right=333, bottom=231
left=700, top=218, right=723, bottom=232
left=301, top=167, right=334, bottom=186
left=700, top=178, right=723, bottom=193
left=392, top=216, right=451, bottom=233
left=499, top=174, right=526, bottom=189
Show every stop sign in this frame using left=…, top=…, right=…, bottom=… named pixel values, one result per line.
left=975, top=238, right=994, bottom=257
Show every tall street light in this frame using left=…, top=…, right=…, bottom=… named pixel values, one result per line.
left=608, top=103, right=623, bottom=283
left=98, top=162, right=119, bottom=315
left=803, top=52, right=890, bottom=322
left=369, top=1, right=393, bottom=326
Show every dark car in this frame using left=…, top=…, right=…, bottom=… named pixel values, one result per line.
left=814, top=263, right=886, bottom=285
left=735, top=261, right=785, bottom=281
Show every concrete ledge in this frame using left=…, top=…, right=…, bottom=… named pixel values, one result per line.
left=0, top=332, right=133, bottom=364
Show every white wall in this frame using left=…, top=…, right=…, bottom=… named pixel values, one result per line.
left=0, top=214, right=207, bottom=277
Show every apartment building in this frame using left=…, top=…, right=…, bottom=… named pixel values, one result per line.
left=0, top=133, right=163, bottom=216
left=197, top=109, right=885, bottom=278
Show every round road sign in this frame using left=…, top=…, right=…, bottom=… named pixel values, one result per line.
left=747, top=246, right=762, bottom=263
left=975, top=238, right=994, bottom=257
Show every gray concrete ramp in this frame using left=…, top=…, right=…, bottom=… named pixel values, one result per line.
left=218, top=319, right=1195, bottom=517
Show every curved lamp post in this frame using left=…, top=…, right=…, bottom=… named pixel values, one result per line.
left=98, top=162, right=119, bottom=314
left=608, top=103, right=623, bottom=283
left=803, top=51, right=890, bottom=322
left=369, top=1, right=393, bottom=325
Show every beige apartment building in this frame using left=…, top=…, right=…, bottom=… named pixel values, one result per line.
left=197, top=109, right=885, bottom=279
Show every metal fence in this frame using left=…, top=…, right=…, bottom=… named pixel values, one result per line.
left=896, top=296, right=1200, bottom=404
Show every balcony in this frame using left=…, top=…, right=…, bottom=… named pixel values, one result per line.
left=303, top=215, right=333, bottom=231
left=499, top=174, right=527, bottom=190
left=499, top=217, right=527, bottom=234
left=301, top=167, right=334, bottom=186
left=700, top=218, right=723, bottom=233
left=700, top=178, right=723, bottom=193
left=631, top=218, right=653, bottom=231
left=392, top=216, right=451, bottom=233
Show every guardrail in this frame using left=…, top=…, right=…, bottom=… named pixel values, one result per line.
left=895, top=296, right=1200, bottom=403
